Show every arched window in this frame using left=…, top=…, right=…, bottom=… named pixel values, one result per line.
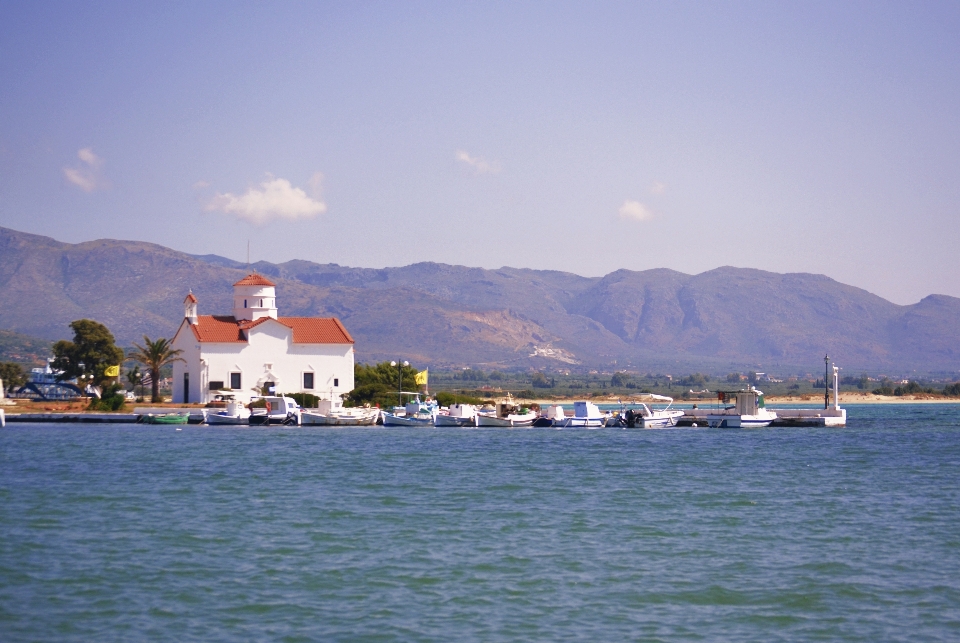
left=244, top=299, right=247, bottom=308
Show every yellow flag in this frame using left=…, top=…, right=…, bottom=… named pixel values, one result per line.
left=104, top=365, right=120, bottom=377
left=414, top=369, right=428, bottom=387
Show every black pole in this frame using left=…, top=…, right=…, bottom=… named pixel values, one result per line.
left=824, top=354, right=829, bottom=410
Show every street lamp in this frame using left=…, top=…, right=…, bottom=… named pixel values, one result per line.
left=390, top=360, right=409, bottom=406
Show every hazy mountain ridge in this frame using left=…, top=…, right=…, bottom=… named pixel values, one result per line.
left=2, top=227, right=958, bottom=373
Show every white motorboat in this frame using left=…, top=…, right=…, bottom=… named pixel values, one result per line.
left=205, top=398, right=251, bottom=425
left=553, top=401, right=606, bottom=428
left=616, top=394, right=685, bottom=429
left=706, top=387, right=777, bottom=428
left=248, top=396, right=301, bottom=426
left=434, top=403, right=477, bottom=427
left=475, top=394, right=537, bottom=427
left=382, top=394, right=438, bottom=426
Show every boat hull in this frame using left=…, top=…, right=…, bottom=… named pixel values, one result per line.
left=205, top=413, right=249, bottom=425
left=301, top=410, right=380, bottom=426
left=553, top=417, right=605, bottom=428
left=434, top=414, right=474, bottom=427
left=382, top=413, right=435, bottom=427
left=475, top=414, right=536, bottom=427
left=706, top=414, right=776, bottom=429
left=142, top=413, right=189, bottom=425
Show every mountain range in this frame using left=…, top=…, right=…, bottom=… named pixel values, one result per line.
left=1, top=226, right=957, bottom=375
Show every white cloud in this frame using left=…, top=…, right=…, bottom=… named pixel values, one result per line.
left=650, top=181, right=667, bottom=195
left=455, top=149, right=501, bottom=174
left=308, top=171, right=324, bottom=199
left=63, top=147, right=106, bottom=192
left=205, top=175, right=327, bottom=225
left=619, top=200, right=654, bottom=222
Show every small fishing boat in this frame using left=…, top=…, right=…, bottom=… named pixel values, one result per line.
left=142, top=412, right=189, bottom=425
left=475, top=394, right=537, bottom=427
left=381, top=394, right=438, bottom=426
left=301, top=396, right=380, bottom=426
left=248, top=396, right=301, bottom=426
left=434, top=403, right=477, bottom=427
left=706, top=387, right=777, bottom=428
left=553, top=401, right=606, bottom=428
left=615, top=394, right=685, bottom=429
left=205, top=397, right=251, bottom=425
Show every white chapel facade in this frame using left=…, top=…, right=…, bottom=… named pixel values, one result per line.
left=171, top=274, right=355, bottom=404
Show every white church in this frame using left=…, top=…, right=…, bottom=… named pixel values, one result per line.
left=171, top=274, right=355, bottom=404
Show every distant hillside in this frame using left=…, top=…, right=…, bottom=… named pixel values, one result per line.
left=1, top=226, right=958, bottom=375
left=0, top=329, right=51, bottom=366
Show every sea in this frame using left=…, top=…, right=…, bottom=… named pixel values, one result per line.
left=2, top=403, right=959, bottom=642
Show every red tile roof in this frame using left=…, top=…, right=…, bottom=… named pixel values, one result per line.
left=190, top=316, right=247, bottom=343
left=279, top=317, right=354, bottom=344
left=190, top=315, right=353, bottom=344
left=233, top=274, right=277, bottom=287
left=184, top=292, right=198, bottom=303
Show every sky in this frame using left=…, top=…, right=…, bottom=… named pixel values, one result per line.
left=1, top=1, right=959, bottom=305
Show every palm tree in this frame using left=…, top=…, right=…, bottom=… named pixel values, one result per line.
left=128, top=336, right=184, bottom=403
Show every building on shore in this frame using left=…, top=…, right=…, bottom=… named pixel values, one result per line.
left=171, top=274, right=354, bottom=404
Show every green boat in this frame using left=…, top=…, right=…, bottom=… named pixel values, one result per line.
left=142, top=413, right=189, bottom=425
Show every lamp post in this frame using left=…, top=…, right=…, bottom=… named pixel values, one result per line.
left=390, top=360, right=409, bottom=406
left=824, top=354, right=830, bottom=410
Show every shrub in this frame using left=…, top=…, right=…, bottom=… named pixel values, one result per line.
left=288, top=392, right=320, bottom=408
left=944, top=382, right=960, bottom=397
left=87, top=383, right=126, bottom=411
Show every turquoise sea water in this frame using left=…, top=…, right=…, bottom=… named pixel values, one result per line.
left=2, top=404, right=959, bottom=642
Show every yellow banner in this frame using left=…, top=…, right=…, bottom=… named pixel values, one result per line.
left=414, top=369, right=428, bottom=387
left=104, top=365, right=120, bottom=377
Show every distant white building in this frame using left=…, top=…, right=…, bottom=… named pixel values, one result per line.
left=171, top=274, right=355, bottom=404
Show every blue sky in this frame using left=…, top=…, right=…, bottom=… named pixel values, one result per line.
left=1, top=1, right=958, bottom=305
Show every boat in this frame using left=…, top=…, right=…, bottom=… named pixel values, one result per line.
left=706, top=387, right=777, bottom=428
left=204, top=398, right=251, bottom=425
left=434, top=403, right=477, bottom=427
left=142, top=412, right=189, bottom=425
left=475, top=394, right=537, bottom=427
left=615, top=394, right=685, bottom=429
left=248, top=396, right=301, bottom=426
left=381, top=394, right=439, bottom=426
left=553, top=401, right=606, bottom=428
left=301, top=396, right=380, bottom=426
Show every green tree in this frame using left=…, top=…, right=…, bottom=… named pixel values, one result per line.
left=531, top=372, right=554, bottom=388
left=610, top=371, right=632, bottom=387
left=51, top=319, right=125, bottom=389
left=128, top=336, right=184, bottom=403
left=0, top=362, right=26, bottom=393
left=345, top=361, right=419, bottom=407
left=126, top=365, right=143, bottom=401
